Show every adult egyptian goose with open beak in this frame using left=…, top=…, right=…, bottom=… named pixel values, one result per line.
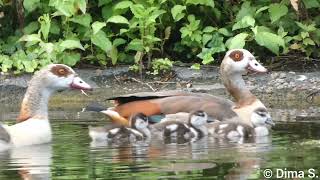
left=87, top=49, right=268, bottom=127
left=0, top=64, right=92, bottom=150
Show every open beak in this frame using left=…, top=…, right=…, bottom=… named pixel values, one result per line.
left=70, top=76, right=93, bottom=91
left=265, top=117, right=275, bottom=127
left=247, top=58, right=268, bottom=73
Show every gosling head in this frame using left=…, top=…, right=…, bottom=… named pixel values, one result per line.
left=31, top=64, right=92, bottom=91
left=251, top=108, right=274, bottom=127
left=131, top=113, right=149, bottom=131
left=221, top=49, right=267, bottom=75
left=189, top=110, right=208, bottom=128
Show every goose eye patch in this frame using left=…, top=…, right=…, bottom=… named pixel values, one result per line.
left=51, top=65, right=72, bottom=77
left=229, top=50, right=244, bottom=62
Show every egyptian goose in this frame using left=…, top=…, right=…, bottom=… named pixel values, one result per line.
left=207, top=107, right=274, bottom=139
left=87, top=49, right=268, bottom=127
left=89, top=113, right=151, bottom=142
left=0, top=64, right=92, bottom=149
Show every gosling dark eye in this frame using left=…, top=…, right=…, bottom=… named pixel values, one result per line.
left=195, top=111, right=205, bottom=117
left=258, top=112, right=266, bottom=117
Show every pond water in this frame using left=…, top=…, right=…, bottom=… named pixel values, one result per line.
left=0, top=87, right=320, bottom=180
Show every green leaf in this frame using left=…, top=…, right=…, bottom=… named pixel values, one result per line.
left=107, top=15, right=129, bottom=24
left=113, top=38, right=126, bottom=47
left=77, top=0, right=86, bottom=14
left=303, top=38, right=315, bottom=46
left=127, top=39, right=144, bottom=51
left=191, top=63, right=200, bottom=70
left=255, top=6, right=269, bottom=15
left=23, top=22, right=39, bottom=34
left=203, top=26, right=217, bottom=33
left=218, top=28, right=232, bottom=36
left=268, top=3, right=288, bottom=23
left=50, top=20, right=60, bottom=34
left=226, top=33, right=248, bottom=49
left=130, top=4, right=145, bottom=18
left=236, top=1, right=256, bottom=21
left=302, top=0, right=320, bottom=8
left=92, top=21, right=106, bottom=34
left=202, top=34, right=212, bottom=46
left=0, top=56, right=13, bottom=72
left=232, top=15, right=255, bottom=31
left=50, top=0, right=76, bottom=17
left=186, top=0, right=214, bottom=8
left=19, top=34, right=42, bottom=42
left=108, top=46, right=118, bottom=65
left=295, top=22, right=317, bottom=32
left=114, top=1, right=133, bottom=10
left=22, top=60, right=38, bottom=73
left=70, top=14, right=92, bottom=27
left=201, top=52, right=214, bottom=64
left=63, top=52, right=81, bottom=66
left=207, top=33, right=226, bottom=53
left=254, top=30, right=285, bottom=54
left=38, top=14, right=51, bottom=41
left=91, top=31, right=112, bottom=53
left=60, top=39, right=85, bottom=51
left=98, top=0, right=112, bottom=7
left=102, top=4, right=113, bottom=20
left=171, top=5, right=186, bottom=22
left=23, top=0, right=40, bottom=12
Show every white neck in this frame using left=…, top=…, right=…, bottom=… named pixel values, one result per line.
left=220, top=69, right=256, bottom=107
left=254, top=126, right=269, bottom=136
left=18, top=77, right=54, bottom=122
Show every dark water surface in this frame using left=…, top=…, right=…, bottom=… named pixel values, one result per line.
left=0, top=88, right=320, bottom=180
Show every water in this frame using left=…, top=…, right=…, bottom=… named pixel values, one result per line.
left=1, top=87, right=320, bottom=180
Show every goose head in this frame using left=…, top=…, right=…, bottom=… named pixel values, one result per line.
left=221, top=49, right=267, bottom=75
left=17, top=64, right=92, bottom=122
left=34, top=64, right=92, bottom=91
left=130, top=113, right=149, bottom=131
left=189, top=110, right=208, bottom=128
left=250, top=108, right=274, bottom=127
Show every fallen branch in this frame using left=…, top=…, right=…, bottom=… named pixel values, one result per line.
left=129, top=77, right=156, bottom=92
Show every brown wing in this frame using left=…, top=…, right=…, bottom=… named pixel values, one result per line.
left=113, top=95, right=237, bottom=121
left=107, top=90, right=196, bottom=105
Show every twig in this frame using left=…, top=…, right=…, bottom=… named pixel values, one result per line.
left=130, top=77, right=156, bottom=92
left=113, top=74, right=121, bottom=84
left=148, top=81, right=177, bottom=84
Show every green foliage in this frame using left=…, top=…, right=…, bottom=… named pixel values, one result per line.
left=151, top=58, right=173, bottom=75
left=0, top=0, right=319, bottom=73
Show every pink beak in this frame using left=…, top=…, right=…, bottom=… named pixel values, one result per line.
left=70, top=77, right=92, bottom=90
left=247, top=59, right=268, bottom=73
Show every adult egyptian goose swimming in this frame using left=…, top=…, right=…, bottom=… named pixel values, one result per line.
left=89, top=113, right=151, bottom=142
left=87, top=49, right=268, bottom=127
left=207, top=107, right=274, bottom=139
left=0, top=64, right=92, bottom=149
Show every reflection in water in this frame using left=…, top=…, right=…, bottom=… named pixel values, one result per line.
left=89, top=135, right=272, bottom=179
left=0, top=144, right=52, bottom=180
left=1, top=88, right=320, bottom=179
